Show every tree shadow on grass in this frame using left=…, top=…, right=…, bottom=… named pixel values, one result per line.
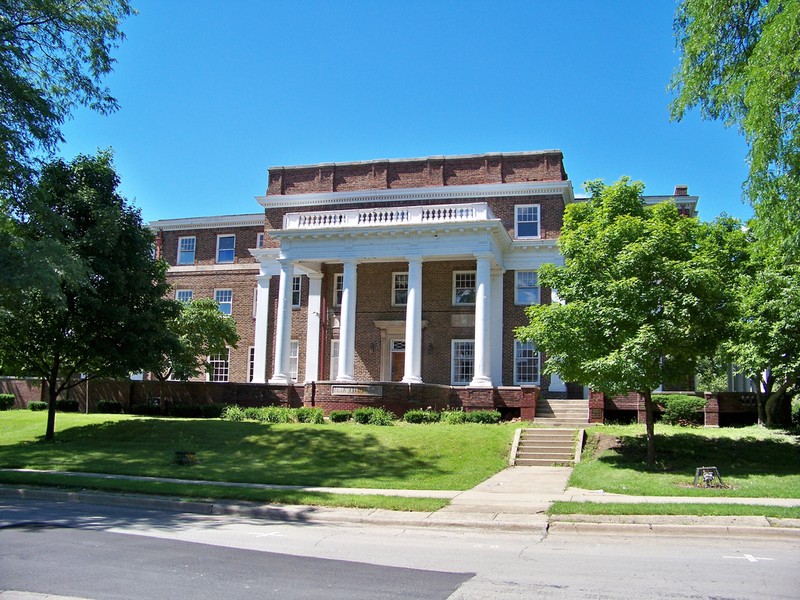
left=598, top=432, right=800, bottom=479
left=0, top=419, right=449, bottom=488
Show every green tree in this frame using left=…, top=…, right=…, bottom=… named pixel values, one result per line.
left=0, top=152, right=179, bottom=440
left=149, top=297, right=240, bottom=383
left=670, top=0, right=800, bottom=258
left=516, top=178, right=740, bottom=465
left=0, top=0, right=134, bottom=191
left=726, top=244, right=800, bottom=426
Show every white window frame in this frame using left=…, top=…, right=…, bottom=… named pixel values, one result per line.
left=214, top=288, right=233, bottom=316
left=216, top=234, right=236, bottom=263
left=515, top=271, right=540, bottom=305
left=256, top=232, right=265, bottom=249
left=333, top=273, right=343, bottom=307
left=514, top=204, right=541, bottom=239
left=452, top=271, right=477, bottom=306
left=451, top=339, right=475, bottom=385
left=514, top=340, right=541, bottom=385
left=392, top=272, right=408, bottom=306
left=248, top=346, right=255, bottom=382
left=177, top=236, right=196, bottom=265
left=252, top=287, right=258, bottom=318
left=289, top=340, right=299, bottom=382
left=292, top=275, right=302, bottom=308
left=329, top=339, right=340, bottom=380
left=208, top=348, right=230, bottom=383
left=175, top=289, right=193, bottom=304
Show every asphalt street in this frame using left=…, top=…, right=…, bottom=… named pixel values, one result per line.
left=2, top=499, right=799, bottom=599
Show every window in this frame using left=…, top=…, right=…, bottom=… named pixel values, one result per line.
left=209, top=349, right=230, bottom=382
left=289, top=340, right=299, bottom=382
left=453, top=271, right=476, bottom=305
left=256, top=232, right=265, bottom=248
left=292, top=275, right=302, bottom=308
left=252, top=287, right=258, bottom=318
left=515, top=271, right=540, bottom=305
left=392, top=272, right=408, bottom=306
left=214, top=289, right=232, bottom=315
left=515, top=205, right=540, bottom=239
left=177, top=236, right=195, bottom=265
left=333, top=273, right=343, bottom=307
left=248, top=347, right=255, bottom=382
left=514, top=341, right=541, bottom=384
left=329, top=339, right=339, bottom=380
left=175, top=289, right=193, bottom=303
left=216, top=234, right=235, bottom=263
left=451, top=340, right=475, bottom=385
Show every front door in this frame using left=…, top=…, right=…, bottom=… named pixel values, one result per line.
left=390, top=340, right=405, bottom=382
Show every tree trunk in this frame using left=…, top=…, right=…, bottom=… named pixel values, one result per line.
left=45, top=374, right=59, bottom=442
left=642, top=389, right=655, bottom=466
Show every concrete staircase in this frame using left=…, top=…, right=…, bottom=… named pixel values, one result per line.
left=534, top=398, right=590, bottom=428
left=513, top=428, right=578, bottom=466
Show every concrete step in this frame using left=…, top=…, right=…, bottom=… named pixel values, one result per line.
left=516, top=452, right=574, bottom=461
left=515, top=458, right=575, bottom=467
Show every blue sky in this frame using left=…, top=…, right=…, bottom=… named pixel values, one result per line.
left=60, top=0, right=752, bottom=224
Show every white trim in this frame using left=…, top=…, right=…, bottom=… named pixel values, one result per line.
left=514, top=204, right=541, bottom=239
left=453, top=270, right=477, bottom=306
left=291, top=275, right=302, bottom=308
left=392, top=271, right=408, bottom=307
left=175, top=289, right=193, bottom=303
left=514, top=340, right=541, bottom=385
left=333, top=273, right=344, bottom=307
left=451, top=339, right=475, bottom=386
left=216, top=233, right=236, bottom=264
left=151, top=213, right=264, bottom=231
left=514, top=271, right=540, bottom=305
left=168, top=263, right=258, bottom=273
left=259, top=180, right=574, bottom=209
left=214, top=288, right=233, bottom=316
left=177, top=236, right=196, bottom=265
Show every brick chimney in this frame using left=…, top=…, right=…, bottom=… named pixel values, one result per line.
left=674, top=184, right=689, bottom=196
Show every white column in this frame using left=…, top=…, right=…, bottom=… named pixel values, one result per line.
left=470, top=254, right=493, bottom=387
left=490, top=267, right=504, bottom=385
left=402, top=257, right=423, bottom=383
left=304, top=272, right=323, bottom=383
left=268, top=260, right=294, bottom=384
left=548, top=287, right=567, bottom=392
left=251, top=274, right=271, bottom=383
left=336, top=260, right=358, bottom=382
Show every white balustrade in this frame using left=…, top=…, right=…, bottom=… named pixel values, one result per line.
left=283, top=202, right=492, bottom=230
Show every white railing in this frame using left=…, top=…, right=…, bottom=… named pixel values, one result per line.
left=283, top=202, right=493, bottom=230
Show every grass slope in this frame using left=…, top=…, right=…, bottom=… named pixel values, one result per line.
left=0, top=412, right=517, bottom=491
left=571, top=424, right=800, bottom=498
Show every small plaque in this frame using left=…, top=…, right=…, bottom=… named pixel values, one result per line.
left=331, top=385, right=383, bottom=397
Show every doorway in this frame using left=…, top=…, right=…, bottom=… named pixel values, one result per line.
left=390, top=340, right=405, bottom=382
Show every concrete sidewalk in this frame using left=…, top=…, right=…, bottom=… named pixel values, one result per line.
left=2, top=466, right=800, bottom=537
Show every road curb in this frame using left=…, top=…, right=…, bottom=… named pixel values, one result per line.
left=547, top=520, right=800, bottom=540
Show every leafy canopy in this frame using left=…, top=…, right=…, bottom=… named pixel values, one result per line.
left=0, top=151, right=178, bottom=439
left=149, top=297, right=240, bottom=383
left=516, top=177, right=738, bottom=397
left=670, top=0, right=800, bottom=257
left=0, top=0, right=134, bottom=192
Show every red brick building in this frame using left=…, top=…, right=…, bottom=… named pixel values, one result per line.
left=151, top=151, right=698, bottom=402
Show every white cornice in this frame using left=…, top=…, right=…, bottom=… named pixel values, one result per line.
left=257, top=181, right=575, bottom=209
left=150, top=213, right=264, bottom=232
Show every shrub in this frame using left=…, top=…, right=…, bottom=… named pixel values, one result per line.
left=328, top=410, right=352, bottom=423
left=200, top=403, right=225, bottom=419
left=55, top=399, right=79, bottom=412
left=791, top=397, right=800, bottom=429
left=250, top=406, right=293, bottom=423
left=221, top=404, right=247, bottom=422
left=440, top=409, right=467, bottom=424
left=28, top=401, right=48, bottom=411
left=130, top=403, right=162, bottom=416
left=465, top=410, right=501, bottom=424
left=655, top=394, right=706, bottom=426
left=96, top=400, right=123, bottom=414
left=167, top=403, right=204, bottom=418
left=403, top=409, right=440, bottom=424
left=295, top=407, right=324, bottom=424
left=0, top=394, right=15, bottom=410
left=353, top=407, right=396, bottom=426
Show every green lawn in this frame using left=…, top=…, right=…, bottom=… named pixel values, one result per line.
left=571, top=424, right=800, bottom=498
left=548, top=501, right=800, bottom=519
left=0, top=411, right=517, bottom=491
